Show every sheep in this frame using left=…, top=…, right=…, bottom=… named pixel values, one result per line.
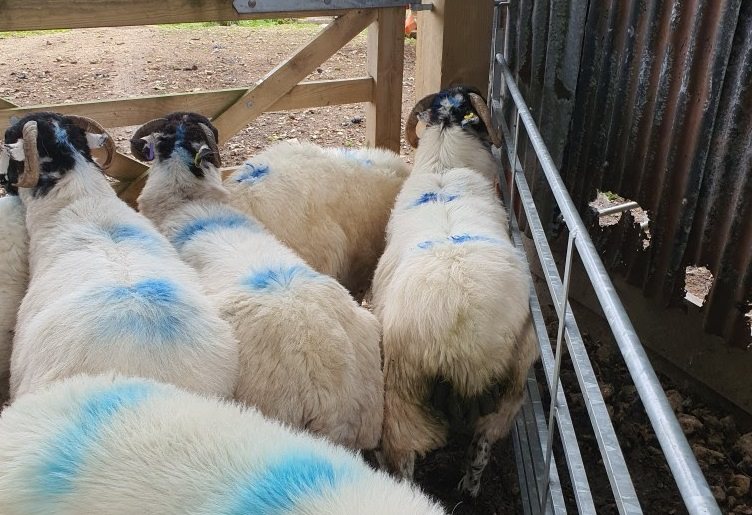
left=0, top=373, right=446, bottom=515
left=371, top=86, right=539, bottom=496
left=1, top=112, right=239, bottom=401
left=0, top=194, right=28, bottom=405
left=134, top=112, right=384, bottom=450
left=223, top=139, right=410, bottom=297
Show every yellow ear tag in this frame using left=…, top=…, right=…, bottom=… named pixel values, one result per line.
left=194, top=152, right=201, bottom=166
left=464, top=112, right=476, bottom=120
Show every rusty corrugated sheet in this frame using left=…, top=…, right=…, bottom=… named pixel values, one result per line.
left=505, top=0, right=752, bottom=348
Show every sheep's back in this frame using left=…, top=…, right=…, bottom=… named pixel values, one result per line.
left=163, top=202, right=384, bottom=449
left=225, top=140, right=408, bottom=293
left=11, top=198, right=239, bottom=400
left=0, top=196, right=28, bottom=404
left=374, top=168, right=529, bottom=398
left=0, top=374, right=445, bottom=514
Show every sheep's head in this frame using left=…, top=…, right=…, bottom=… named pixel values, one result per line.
left=0, top=112, right=114, bottom=196
left=405, top=86, right=502, bottom=149
left=130, top=112, right=221, bottom=177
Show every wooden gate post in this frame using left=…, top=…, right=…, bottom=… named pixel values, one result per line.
left=415, top=0, right=494, bottom=99
left=366, top=7, right=405, bottom=152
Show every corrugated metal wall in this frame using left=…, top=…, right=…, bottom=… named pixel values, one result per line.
left=505, top=0, right=752, bottom=348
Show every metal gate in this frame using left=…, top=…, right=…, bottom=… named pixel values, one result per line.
left=491, top=3, right=721, bottom=513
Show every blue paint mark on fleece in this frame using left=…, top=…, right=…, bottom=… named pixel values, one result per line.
left=243, top=265, right=319, bottom=292
left=38, top=382, right=154, bottom=496
left=337, top=148, right=373, bottom=167
left=92, top=278, right=192, bottom=343
left=417, top=233, right=502, bottom=249
left=413, top=192, right=459, bottom=207
left=172, top=212, right=257, bottom=248
left=105, top=224, right=164, bottom=251
left=53, top=122, right=78, bottom=153
left=226, top=453, right=356, bottom=515
left=235, top=163, right=270, bottom=183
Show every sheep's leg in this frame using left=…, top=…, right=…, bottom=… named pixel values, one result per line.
left=458, top=433, right=491, bottom=497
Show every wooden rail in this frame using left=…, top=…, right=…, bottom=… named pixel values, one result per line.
left=0, top=0, right=405, bottom=206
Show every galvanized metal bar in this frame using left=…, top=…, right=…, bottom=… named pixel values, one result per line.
left=495, top=113, right=617, bottom=515
left=541, top=231, right=576, bottom=510
left=514, top=410, right=541, bottom=515
left=497, top=53, right=721, bottom=515
left=526, top=373, right=567, bottom=514
left=513, top=419, right=535, bottom=515
left=234, top=0, right=409, bottom=13
left=496, top=123, right=597, bottom=514
left=597, top=201, right=641, bottom=217
left=495, top=104, right=642, bottom=514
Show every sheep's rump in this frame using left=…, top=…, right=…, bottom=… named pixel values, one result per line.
left=0, top=374, right=446, bottom=515
left=10, top=199, right=238, bottom=400
left=0, top=196, right=29, bottom=404
left=224, top=140, right=409, bottom=295
left=163, top=202, right=384, bottom=449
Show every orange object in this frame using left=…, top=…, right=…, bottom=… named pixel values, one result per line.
left=405, top=9, right=417, bottom=38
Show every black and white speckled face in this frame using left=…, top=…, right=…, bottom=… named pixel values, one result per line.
left=421, top=86, right=491, bottom=144
left=130, top=112, right=220, bottom=178
left=0, top=112, right=97, bottom=196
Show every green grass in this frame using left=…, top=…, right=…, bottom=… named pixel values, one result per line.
left=0, top=29, right=69, bottom=39
left=601, top=190, right=623, bottom=202
left=157, top=19, right=300, bottom=30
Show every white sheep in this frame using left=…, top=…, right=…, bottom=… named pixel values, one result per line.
left=224, top=140, right=410, bottom=297
left=134, top=113, right=384, bottom=450
left=0, top=195, right=28, bottom=404
left=371, top=87, right=539, bottom=496
left=0, top=373, right=446, bottom=514
left=2, top=112, right=239, bottom=401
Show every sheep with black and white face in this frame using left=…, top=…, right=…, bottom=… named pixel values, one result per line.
left=0, top=112, right=239, bottom=401
left=135, top=112, right=384, bottom=450
left=371, top=86, right=539, bottom=496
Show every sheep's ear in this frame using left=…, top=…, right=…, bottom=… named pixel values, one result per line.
left=6, top=141, right=25, bottom=161
left=85, top=132, right=109, bottom=149
left=130, top=134, right=157, bottom=162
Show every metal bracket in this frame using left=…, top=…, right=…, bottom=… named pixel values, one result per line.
left=234, top=0, right=415, bottom=13
left=409, top=3, right=433, bottom=11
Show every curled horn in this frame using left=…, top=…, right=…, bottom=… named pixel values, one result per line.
left=66, top=115, right=115, bottom=169
left=405, top=93, right=438, bottom=148
left=15, top=121, right=40, bottom=189
left=198, top=122, right=222, bottom=168
left=468, top=92, right=502, bottom=148
left=130, top=118, right=169, bottom=161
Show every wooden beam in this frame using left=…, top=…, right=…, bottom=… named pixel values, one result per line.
left=415, top=0, right=494, bottom=99
left=0, top=78, right=374, bottom=130
left=212, top=9, right=376, bottom=143
left=365, top=7, right=405, bottom=152
left=0, top=0, right=348, bottom=31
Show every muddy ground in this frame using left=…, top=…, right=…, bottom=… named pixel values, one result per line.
left=1, top=21, right=748, bottom=514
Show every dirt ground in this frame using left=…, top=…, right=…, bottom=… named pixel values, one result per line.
left=1, top=22, right=749, bottom=515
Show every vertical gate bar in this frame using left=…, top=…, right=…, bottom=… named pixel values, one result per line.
left=540, top=231, right=576, bottom=510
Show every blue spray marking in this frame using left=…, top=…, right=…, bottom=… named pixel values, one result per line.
left=242, top=265, right=320, bottom=292
left=171, top=212, right=258, bottom=248
left=53, top=123, right=78, bottom=153
left=234, top=163, right=270, bottom=184
left=105, top=224, right=164, bottom=251
left=337, top=148, right=373, bottom=167
left=417, top=233, right=502, bottom=249
left=90, top=278, right=192, bottom=343
left=226, top=453, right=356, bottom=515
left=38, top=382, right=154, bottom=496
left=413, top=192, right=459, bottom=207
